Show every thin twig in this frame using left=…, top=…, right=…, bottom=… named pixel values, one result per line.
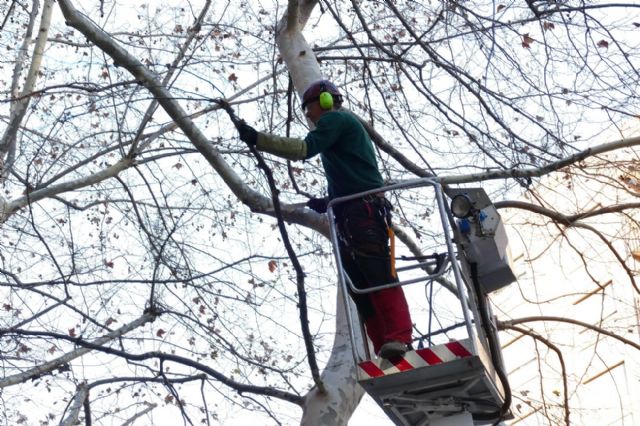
left=215, top=100, right=324, bottom=393
left=0, top=312, right=156, bottom=388
left=500, top=324, right=570, bottom=426
left=498, top=316, right=640, bottom=351
left=1, top=327, right=304, bottom=405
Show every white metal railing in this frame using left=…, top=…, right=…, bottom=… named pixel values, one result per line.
left=326, top=178, right=480, bottom=363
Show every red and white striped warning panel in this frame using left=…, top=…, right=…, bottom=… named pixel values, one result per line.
left=358, top=339, right=474, bottom=380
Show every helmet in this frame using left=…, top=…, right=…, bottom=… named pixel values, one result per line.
left=301, top=80, right=343, bottom=110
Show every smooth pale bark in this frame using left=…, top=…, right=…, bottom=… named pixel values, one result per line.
left=0, top=0, right=55, bottom=222
left=0, top=0, right=55, bottom=174
left=0, top=197, right=8, bottom=224
left=275, top=1, right=366, bottom=423
left=0, top=157, right=135, bottom=223
left=276, top=0, right=326, bottom=102
left=121, top=402, right=158, bottom=425
left=0, top=312, right=155, bottom=388
left=59, top=383, right=89, bottom=426
left=435, top=134, right=640, bottom=185
left=301, top=285, right=367, bottom=425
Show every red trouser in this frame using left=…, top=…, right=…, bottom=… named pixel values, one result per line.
left=337, top=196, right=413, bottom=354
left=363, top=287, right=412, bottom=353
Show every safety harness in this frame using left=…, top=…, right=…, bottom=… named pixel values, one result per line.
left=336, top=194, right=397, bottom=279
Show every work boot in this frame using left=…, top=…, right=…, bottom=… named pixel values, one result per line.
left=378, top=340, right=408, bottom=359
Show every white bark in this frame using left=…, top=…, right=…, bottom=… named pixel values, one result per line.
left=60, top=383, right=89, bottom=426
left=0, top=312, right=155, bottom=388
left=0, top=157, right=135, bottom=223
left=0, top=196, right=8, bottom=224
left=276, top=0, right=325, bottom=101
left=121, top=402, right=158, bottom=426
left=7, top=1, right=40, bottom=101
left=0, top=0, right=55, bottom=176
left=301, top=285, right=366, bottom=425
left=276, top=1, right=366, bottom=423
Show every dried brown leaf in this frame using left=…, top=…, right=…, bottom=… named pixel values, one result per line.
left=522, top=34, right=534, bottom=48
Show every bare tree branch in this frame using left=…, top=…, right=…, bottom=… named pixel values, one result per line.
left=495, top=200, right=640, bottom=224
left=121, top=402, right=158, bottom=426
left=498, top=316, right=640, bottom=351
left=1, top=0, right=54, bottom=178
left=1, top=157, right=135, bottom=222
left=60, top=383, right=89, bottom=426
left=501, top=324, right=570, bottom=426
left=436, top=135, right=640, bottom=185
left=0, top=311, right=156, bottom=388
left=1, top=327, right=305, bottom=405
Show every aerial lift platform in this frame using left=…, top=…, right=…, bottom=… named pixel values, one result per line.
left=327, top=178, right=515, bottom=426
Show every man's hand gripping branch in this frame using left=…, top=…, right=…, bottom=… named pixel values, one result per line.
left=215, top=98, right=326, bottom=214
left=214, top=99, right=257, bottom=146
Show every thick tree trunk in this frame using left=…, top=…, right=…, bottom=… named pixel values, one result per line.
left=0, top=0, right=54, bottom=222
left=276, top=0, right=326, bottom=101
left=300, top=285, right=366, bottom=425
left=1, top=0, right=54, bottom=178
left=275, top=1, right=365, bottom=424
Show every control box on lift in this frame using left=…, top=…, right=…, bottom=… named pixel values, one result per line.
left=447, top=187, right=516, bottom=294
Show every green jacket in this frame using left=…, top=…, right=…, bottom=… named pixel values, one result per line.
left=257, top=110, right=383, bottom=199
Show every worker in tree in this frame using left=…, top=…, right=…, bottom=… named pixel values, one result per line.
left=232, top=80, right=413, bottom=358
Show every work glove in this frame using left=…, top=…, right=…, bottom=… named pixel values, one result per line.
left=235, top=121, right=258, bottom=146
left=306, top=197, right=328, bottom=214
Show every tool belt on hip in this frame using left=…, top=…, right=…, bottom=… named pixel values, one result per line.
left=334, top=193, right=397, bottom=278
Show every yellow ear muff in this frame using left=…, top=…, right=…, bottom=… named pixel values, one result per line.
left=319, top=91, right=334, bottom=110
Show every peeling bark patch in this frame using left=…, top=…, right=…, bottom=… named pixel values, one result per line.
left=319, top=407, right=338, bottom=425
